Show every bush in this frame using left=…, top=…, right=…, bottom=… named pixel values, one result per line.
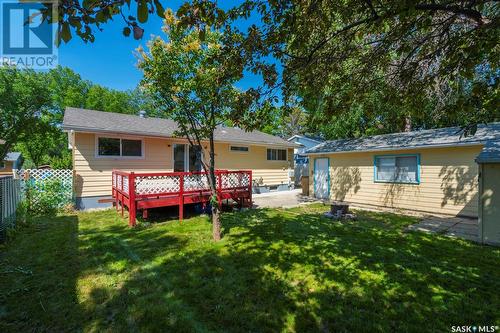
left=25, top=178, right=70, bottom=215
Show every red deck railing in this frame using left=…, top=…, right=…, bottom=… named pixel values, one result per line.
left=112, top=169, right=252, bottom=226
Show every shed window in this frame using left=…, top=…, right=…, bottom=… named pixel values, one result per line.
left=97, top=137, right=143, bottom=158
left=267, top=149, right=287, bottom=161
left=374, top=155, right=419, bottom=184
left=230, top=146, right=249, bottom=152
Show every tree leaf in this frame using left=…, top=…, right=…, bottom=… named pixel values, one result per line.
left=137, top=0, right=148, bottom=23
left=154, top=0, right=165, bottom=18
left=133, top=25, right=144, bottom=39
left=123, top=27, right=131, bottom=37
left=199, top=29, right=206, bottom=41
left=95, top=11, right=106, bottom=23
left=61, top=22, right=72, bottom=43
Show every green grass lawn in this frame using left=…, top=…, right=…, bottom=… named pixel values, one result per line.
left=1, top=204, right=499, bottom=332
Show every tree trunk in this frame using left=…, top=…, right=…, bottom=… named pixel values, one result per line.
left=211, top=205, right=221, bottom=241
left=208, top=133, right=222, bottom=241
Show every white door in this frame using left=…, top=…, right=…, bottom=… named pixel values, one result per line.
left=314, top=158, right=329, bottom=199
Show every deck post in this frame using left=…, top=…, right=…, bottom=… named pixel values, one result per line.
left=120, top=174, right=124, bottom=216
left=112, top=171, right=117, bottom=210
left=129, top=172, right=136, bottom=227
left=179, top=174, right=184, bottom=221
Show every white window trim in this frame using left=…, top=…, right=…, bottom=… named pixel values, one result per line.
left=95, top=135, right=145, bottom=159
left=229, top=145, right=250, bottom=153
left=266, top=148, right=288, bottom=162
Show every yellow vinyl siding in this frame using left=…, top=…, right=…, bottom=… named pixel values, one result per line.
left=74, top=133, right=292, bottom=197
left=214, top=143, right=292, bottom=185
left=74, top=133, right=172, bottom=197
left=310, top=146, right=481, bottom=217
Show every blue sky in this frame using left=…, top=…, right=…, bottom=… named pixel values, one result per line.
left=57, top=1, right=269, bottom=92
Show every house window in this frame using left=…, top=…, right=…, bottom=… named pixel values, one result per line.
left=122, top=139, right=142, bottom=157
left=374, top=154, right=420, bottom=184
left=267, top=148, right=287, bottom=161
left=0, top=161, right=4, bottom=169
left=230, top=146, right=249, bottom=152
left=97, top=137, right=143, bottom=158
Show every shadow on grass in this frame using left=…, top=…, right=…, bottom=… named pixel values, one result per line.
left=1, top=207, right=499, bottom=332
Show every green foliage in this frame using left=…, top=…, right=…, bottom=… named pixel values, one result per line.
left=39, top=1, right=499, bottom=139
left=233, top=0, right=499, bottom=135
left=0, top=67, right=51, bottom=161
left=5, top=66, right=155, bottom=168
left=48, top=150, right=73, bottom=170
left=14, top=119, right=64, bottom=168
left=25, top=178, right=72, bottom=216
left=138, top=12, right=277, bottom=240
left=138, top=11, right=273, bottom=168
left=38, top=0, right=168, bottom=43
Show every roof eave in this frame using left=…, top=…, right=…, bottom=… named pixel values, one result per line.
left=476, top=157, right=500, bottom=164
left=305, top=141, right=485, bottom=155
left=63, top=125, right=299, bottom=148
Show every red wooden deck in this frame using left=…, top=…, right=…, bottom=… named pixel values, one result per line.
left=112, top=169, right=252, bottom=226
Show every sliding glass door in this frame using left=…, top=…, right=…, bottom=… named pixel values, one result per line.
left=173, top=144, right=202, bottom=172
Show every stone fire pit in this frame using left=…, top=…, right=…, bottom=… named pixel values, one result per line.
left=324, top=201, right=357, bottom=221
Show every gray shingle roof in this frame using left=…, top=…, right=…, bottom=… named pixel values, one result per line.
left=62, top=107, right=297, bottom=147
left=476, top=141, right=500, bottom=163
left=306, top=123, right=500, bottom=154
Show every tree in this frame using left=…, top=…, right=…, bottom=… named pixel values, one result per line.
left=47, top=66, right=91, bottom=123
left=0, top=67, right=51, bottom=161
left=37, top=1, right=498, bottom=132
left=138, top=11, right=272, bottom=241
left=3, top=66, right=155, bottom=168
left=229, top=0, right=499, bottom=132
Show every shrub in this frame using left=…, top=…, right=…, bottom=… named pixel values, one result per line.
left=25, top=178, right=70, bottom=215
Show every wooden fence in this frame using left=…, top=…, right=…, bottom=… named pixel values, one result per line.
left=0, top=176, right=23, bottom=240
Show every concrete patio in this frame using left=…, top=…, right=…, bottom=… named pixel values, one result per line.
left=252, top=189, right=320, bottom=209
left=406, top=216, right=479, bottom=242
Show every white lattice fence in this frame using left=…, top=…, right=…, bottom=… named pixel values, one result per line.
left=221, top=173, right=250, bottom=189
left=17, top=169, right=74, bottom=209
left=135, top=175, right=181, bottom=196
left=184, top=174, right=210, bottom=192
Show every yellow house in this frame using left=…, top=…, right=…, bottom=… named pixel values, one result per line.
left=305, top=123, right=500, bottom=218
left=62, top=107, right=297, bottom=209
left=0, top=152, right=23, bottom=176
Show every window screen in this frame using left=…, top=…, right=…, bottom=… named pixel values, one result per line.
left=230, top=146, right=249, bottom=152
left=98, top=138, right=120, bottom=156
left=98, top=137, right=142, bottom=157
left=122, top=139, right=142, bottom=157
left=375, top=155, right=419, bottom=183
left=267, top=149, right=287, bottom=161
